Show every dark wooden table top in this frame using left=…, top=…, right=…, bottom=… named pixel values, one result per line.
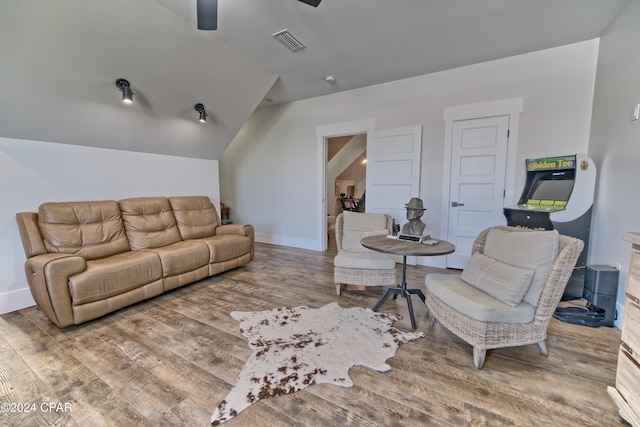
left=360, top=234, right=455, bottom=257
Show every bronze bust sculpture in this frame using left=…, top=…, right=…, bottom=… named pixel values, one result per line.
left=401, top=197, right=427, bottom=237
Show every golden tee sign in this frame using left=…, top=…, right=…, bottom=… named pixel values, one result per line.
left=526, top=155, right=576, bottom=172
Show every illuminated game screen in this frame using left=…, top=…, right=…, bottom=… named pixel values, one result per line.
left=529, top=178, right=573, bottom=200
left=519, top=156, right=577, bottom=211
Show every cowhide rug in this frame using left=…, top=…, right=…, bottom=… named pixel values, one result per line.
left=211, top=302, right=424, bottom=425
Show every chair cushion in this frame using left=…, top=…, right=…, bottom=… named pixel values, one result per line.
left=483, top=228, right=559, bottom=307
left=342, top=211, right=388, bottom=231
left=334, top=252, right=396, bottom=270
left=425, top=274, right=536, bottom=323
left=461, top=252, right=534, bottom=307
left=343, top=229, right=389, bottom=252
left=341, top=211, right=389, bottom=253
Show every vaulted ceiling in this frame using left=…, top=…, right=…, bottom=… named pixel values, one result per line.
left=0, top=0, right=630, bottom=160
left=155, top=0, right=630, bottom=106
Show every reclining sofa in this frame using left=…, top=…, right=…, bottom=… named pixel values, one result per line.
left=15, top=196, right=254, bottom=328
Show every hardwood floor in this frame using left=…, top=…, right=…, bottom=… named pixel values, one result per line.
left=0, top=242, right=625, bottom=426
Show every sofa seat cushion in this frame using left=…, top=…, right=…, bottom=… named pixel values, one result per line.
left=144, top=240, right=210, bottom=277
left=425, top=273, right=536, bottom=324
left=334, top=252, right=396, bottom=270
left=69, top=251, right=162, bottom=305
left=198, top=235, right=253, bottom=263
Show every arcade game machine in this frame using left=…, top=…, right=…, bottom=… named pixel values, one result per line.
left=503, top=154, right=596, bottom=300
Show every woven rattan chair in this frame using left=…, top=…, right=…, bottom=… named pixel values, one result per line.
left=425, top=226, right=583, bottom=369
left=333, top=211, right=396, bottom=296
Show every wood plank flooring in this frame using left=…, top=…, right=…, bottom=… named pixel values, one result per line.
left=0, top=242, right=626, bottom=426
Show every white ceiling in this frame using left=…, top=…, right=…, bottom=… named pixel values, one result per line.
left=155, top=0, right=630, bottom=106
left=0, top=0, right=631, bottom=160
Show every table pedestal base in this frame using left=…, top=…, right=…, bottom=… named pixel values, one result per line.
left=360, top=238, right=455, bottom=331
left=372, top=281, right=426, bottom=330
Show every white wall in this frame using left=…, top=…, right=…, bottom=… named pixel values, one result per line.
left=587, top=0, right=640, bottom=326
left=0, top=137, right=220, bottom=314
left=221, top=40, right=599, bottom=253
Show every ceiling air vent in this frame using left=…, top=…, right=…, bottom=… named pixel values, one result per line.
left=272, top=29, right=307, bottom=52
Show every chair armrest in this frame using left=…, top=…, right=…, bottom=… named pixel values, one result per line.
left=25, top=253, right=87, bottom=328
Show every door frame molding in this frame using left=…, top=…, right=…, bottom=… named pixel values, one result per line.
left=439, top=97, right=523, bottom=245
left=316, top=118, right=376, bottom=251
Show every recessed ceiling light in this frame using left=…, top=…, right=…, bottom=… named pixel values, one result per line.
left=324, top=75, right=336, bottom=84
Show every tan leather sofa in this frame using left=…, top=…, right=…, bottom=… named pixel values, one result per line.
left=15, top=196, right=254, bottom=328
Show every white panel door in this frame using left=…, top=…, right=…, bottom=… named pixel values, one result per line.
left=366, top=126, right=422, bottom=220
left=446, top=116, right=509, bottom=269
left=366, top=126, right=422, bottom=264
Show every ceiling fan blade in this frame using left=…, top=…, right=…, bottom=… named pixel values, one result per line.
left=197, top=0, right=218, bottom=31
left=298, top=0, right=321, bottom=7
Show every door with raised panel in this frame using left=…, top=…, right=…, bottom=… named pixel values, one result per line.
left=366, top=125, right=422, bottom=264
left=365, top=126, right=422, bottom=222
left=446, top=116, right=509, bottom=269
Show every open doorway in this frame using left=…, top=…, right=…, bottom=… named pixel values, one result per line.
left=328, top=134, right=367, bottom=217
left=326, top=134, right=367, bottom=248
left=316, top=118, right=375, bottom=252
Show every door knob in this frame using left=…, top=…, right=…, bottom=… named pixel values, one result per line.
left=451, top=201, right=465, bottom=207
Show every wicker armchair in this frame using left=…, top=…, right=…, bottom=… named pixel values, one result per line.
left=425, top=226, right=583, bottom=369
left=333, top=211, right=396, bottom=296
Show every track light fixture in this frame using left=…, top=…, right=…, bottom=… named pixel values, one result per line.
left=194, top=103, right=207, bottom=123
left=115, top=78, right=133, bottom=104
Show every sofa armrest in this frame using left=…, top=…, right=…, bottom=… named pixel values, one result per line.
left=16, top=212, right=47, bottom=258
left=216, top=224, right=255, bottom=260
left=25, top=253, right=87, bottom=328
left=216, top=224, right=254, bottom=239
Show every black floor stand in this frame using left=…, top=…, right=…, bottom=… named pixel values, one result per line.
left=553, top=306, right=604, bottom=328
left=372, top=255, right=425, bottom=329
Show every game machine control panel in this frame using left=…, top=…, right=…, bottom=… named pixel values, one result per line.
left=503, top=154, right=596, bottom=300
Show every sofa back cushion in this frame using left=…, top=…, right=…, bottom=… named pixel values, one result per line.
left=119, top=197, right=182, bottom=250
left=38, top=201, right=130, bottom=260
left=169, top=196, right=219, bottom=239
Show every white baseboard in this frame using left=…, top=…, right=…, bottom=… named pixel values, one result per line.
left=255, top=232, right=450, bottom=266
left=615, top=301, right=624, bottom=329
left=416, top=256, right=448, bottom=269
left=0, top=287, right=35, bottom=315
left=255, top=232, right=321, bottom=251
